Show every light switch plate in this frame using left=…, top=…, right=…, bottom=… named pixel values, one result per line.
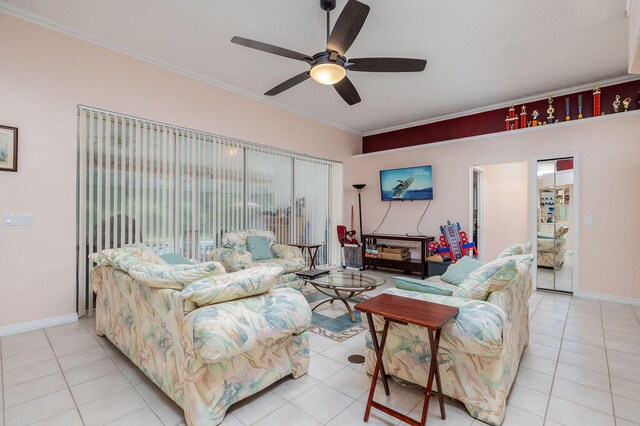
left=3, top=213, right=33, bottom=226
left=584, top=216, right=594, bottom=226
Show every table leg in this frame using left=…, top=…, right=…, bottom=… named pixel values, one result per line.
left=334, top=289, right=356, bottom=322
left=309, top=246, right=319, bottom=269
left=432, top=329, right=445, bottom=420
left=365, top=313, right=390, bottom=395
left=419, top=328, right=444, bottom=425
left=364, top=316, right=390, bottom=422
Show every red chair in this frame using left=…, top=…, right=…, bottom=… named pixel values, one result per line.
left=337, top=225, right=358, bottom=246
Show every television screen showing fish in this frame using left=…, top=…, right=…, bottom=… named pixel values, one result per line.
left=380, top=165, right=433, bottom=201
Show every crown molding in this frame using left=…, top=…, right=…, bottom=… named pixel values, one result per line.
left=0, top=4, right=363, bottom=136
left=362, top=74, right=640, bottom=137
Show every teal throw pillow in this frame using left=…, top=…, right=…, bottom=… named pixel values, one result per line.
left=160, top=253, right=195, bottom=265
left=246, top=236, right=273, bottom=261
left=441, top=256, right=482, bottom=285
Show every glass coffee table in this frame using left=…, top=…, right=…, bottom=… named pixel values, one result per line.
left=300, top=270, right=386, bottom=322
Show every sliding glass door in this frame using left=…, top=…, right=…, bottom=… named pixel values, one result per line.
left=76, top=107, right=342, bottom=315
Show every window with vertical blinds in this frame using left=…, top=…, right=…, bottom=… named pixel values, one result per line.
left=76, top=106, right=343, bottom=316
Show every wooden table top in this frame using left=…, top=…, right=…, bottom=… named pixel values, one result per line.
left=355, top=294, right=459, bottom=329
left=291, top=243, right=322, bottom=248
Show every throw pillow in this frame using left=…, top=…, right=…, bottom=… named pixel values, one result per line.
left=160, top=253, right=195, bottom=265
left=246, top=236, right=274, bottom=261
left=453, top=254, right=533, bottom=301
left=181, top=266, right=283, bottom=306
left=497, top=242, right=532, bottom=258
left=440, top=256, right=482, bottom=285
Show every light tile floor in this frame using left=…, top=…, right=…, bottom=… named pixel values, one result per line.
left=1, top=273, right=640, bottom=425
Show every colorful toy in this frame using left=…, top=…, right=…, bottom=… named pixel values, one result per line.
left=437, top=221, right=479, bottom=262
left=337, top=225, right=358, bottom=245
left=427, top=240, right=440, bottom=256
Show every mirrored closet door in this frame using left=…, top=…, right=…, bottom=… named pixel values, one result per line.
left=536, top=158, right=574, bottom=293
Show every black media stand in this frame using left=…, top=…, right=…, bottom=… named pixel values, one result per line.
left=362, top=234, right=435, bottom=279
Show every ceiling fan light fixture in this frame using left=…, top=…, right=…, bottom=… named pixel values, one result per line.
left=310, top=62, right=346, bottom=85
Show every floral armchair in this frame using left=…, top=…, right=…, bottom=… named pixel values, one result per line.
left=209, top=230, right=305, bottom=290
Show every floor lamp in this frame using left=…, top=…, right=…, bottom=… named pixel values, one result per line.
left=352, top=184, right=366, bottom=243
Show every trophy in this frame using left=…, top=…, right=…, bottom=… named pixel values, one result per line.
left=565, top=97, right=570, bottom=121
left=623, top=97, right=632, bottom=112
left=520, top=105, right=527, bottom=128
left=593, top=85, right=601, bottom=116
left=546, top=95, right=555, bottom=124
left=532, top=110, right=539, bottom=127
left=578, top=94, right=583, bottom=119
left=613, top=95, right=621, bottom=113
left=505, top=104, right=518, bottom=130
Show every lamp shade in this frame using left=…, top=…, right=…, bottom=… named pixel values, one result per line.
left=310, top=63, right=347, bottom=85
left=352, top=184, right=366, bottom=190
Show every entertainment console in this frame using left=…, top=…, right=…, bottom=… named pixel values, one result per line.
left=362, top=234, right=435, bottom=279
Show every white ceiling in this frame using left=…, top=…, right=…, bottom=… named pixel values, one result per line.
left=0, top=0, right=632, bottom=134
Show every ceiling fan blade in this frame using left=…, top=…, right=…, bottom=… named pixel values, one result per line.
left=348, top=57, right=427, bottom=72
left=264, top=72, right=311, bottom=96
left=231, top=36, right=311, bottom=62
left=333, top=76, right=361, bottom=105
left=327, top=0, right=370, bottom=56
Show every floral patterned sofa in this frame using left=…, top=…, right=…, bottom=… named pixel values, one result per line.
left=364, top=244, right=533, bottom=426
left=209, top=230, right=305, bottom=290
left=89, top=244, right=311, bottom=426
left=537, top=225, right=569, bottom=269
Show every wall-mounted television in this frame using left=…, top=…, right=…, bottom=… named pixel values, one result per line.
left=380, top=165, right=433, bottom=201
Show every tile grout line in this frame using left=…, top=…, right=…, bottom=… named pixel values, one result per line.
left=39, top=327, right=87, bottom=426
left=80, top=317, right=166, bottom=426
left=601, top=304, right=617, bottom=426
left=540, top=293, right=570, bottom=424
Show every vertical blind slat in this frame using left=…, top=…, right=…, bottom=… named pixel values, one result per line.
left=77, top=107, right=341, bottom=314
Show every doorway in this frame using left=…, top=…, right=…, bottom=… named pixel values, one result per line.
left=470, top=162, right=528, bottom=260
left=535, top=156, right=577, bottom=293
left=471, top=168, right=484, bottom=261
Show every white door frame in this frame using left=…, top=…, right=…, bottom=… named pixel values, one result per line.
left=469, top=167, right=486, bottom=262
left=530, top=152, right=580, bottom=293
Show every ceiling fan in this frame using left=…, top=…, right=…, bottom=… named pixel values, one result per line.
left=231, top=0, right=427, bottom=106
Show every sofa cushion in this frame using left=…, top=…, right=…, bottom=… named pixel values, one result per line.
left=453, top=255, right=533, bottom=301
left=440, top=256, right=482, bottom=285
left=159, top=253, right=195, bottom=265
left=181, top=267, right=282, bottom=306
left=246, top=236, right=274, bottom=261
left=253, top=257, right=305, bottom=274
left=498, top=242, right=532, bottom=258
left=89, top=244, right=225, bottom=290
left=393, top=276, right=456, bottom=295
left=378, top=288, right=505, bottom=356
left=222, top=229, right=277, bottom=252
left=183, top=287, right=311, bottom=362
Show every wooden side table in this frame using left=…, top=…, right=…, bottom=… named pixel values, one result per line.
left=355, top=294, right=459, bottom=426
left=292, top=243, right=322, bottom=269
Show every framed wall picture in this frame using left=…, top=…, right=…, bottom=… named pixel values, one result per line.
left=0, top=125, right=18, bottom=172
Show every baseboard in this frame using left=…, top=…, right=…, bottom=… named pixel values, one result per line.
left=0, top=313, right=79, bottom=337
left=574, top=291, right=640, bottom=306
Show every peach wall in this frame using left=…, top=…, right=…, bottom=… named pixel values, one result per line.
left=353, top=112, right=640, bottom=302
left=0, top=14, right=361, bottom=329
left=476, top=162, right=529, bottom=261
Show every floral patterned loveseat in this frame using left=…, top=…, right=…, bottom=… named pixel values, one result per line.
left=209, top=230, right=305, bottom=290
left=90, top=244, right=311, bottom=425
left=364, top=247, right=534, bottom=426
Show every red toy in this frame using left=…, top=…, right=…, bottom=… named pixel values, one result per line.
left=337, top=225, right=358, bottom=246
